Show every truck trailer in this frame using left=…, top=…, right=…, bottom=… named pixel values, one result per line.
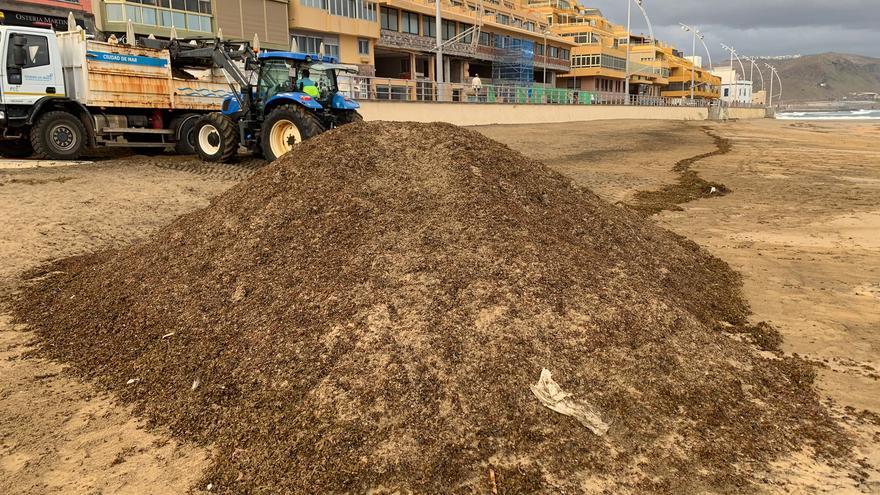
left=0, top=23, right=230, bottom=159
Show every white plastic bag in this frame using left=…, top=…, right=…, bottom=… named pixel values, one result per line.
left=530, top=368, right=610, bottom=436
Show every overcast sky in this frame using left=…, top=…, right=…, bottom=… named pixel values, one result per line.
left=584, top=0, right=879, bottom=59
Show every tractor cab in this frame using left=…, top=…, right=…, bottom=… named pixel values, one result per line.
left=253, top=52, right=338, bottom=110
left=189, top=44, right=363, bottom=163
left=249, top=52, right=360, bottom=117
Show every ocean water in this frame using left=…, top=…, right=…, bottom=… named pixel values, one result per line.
left=776, top=109, right=880, bottom=120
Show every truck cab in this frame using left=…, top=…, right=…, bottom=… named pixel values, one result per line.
left=0, top=26, right=69, bottom=156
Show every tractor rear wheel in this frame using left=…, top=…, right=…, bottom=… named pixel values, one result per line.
left=193, top=113, right=238, bottom=163
left=336, top=110, right=363, bottom=126
left=260, top=105, right=324, bottom=161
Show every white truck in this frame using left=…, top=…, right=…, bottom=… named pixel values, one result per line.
left=0, top=23, right=230, bottom=159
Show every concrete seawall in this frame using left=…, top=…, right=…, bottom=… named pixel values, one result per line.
left=358, top=101, right=766, bottom=125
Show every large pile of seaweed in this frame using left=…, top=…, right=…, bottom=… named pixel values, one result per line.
left=13, top=122, right=848, bottom=494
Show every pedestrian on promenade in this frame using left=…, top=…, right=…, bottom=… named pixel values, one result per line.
left=472, top=73, right=483, bottom=102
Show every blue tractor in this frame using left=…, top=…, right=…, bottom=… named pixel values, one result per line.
left=169, top=39, right=362, bottom=162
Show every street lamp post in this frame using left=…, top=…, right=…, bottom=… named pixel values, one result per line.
left=720, top=44, right=747, bottom=106
left=435, top=0, right=443, bottom=97
left=744, top=56, right=765, bottom=93
left=623, top=0, right=633, bottom=104
left=765, top=63, right=775, bottom=108
left=697, top=32, right=712, bottom=70
left=770, top=66, right=782, bottom=106
left=543, top=30, right=548, bottom=89
left=690, top=27, right=696, bottom=101
left=679, top=23, right=702, bottom=103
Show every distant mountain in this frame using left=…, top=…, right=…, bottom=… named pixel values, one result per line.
left=750, top=53, right=880, bottom=103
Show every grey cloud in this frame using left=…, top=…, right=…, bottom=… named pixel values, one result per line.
left=582, top=0, right=879, bottom=57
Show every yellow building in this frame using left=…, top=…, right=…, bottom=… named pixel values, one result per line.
left=522, top=0, right=718, bottom=100
left=524, top=3, right=628, bottom=93
left=288, top=0, right=381, bottom=74
left=661, top=49, right=720, bottom=100
left=370, top=0, right=573, bottom=88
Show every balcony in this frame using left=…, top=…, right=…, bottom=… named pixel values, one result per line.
left=378, top=31, right=570, bottom=70
left=533, top=54, right=571, bottom=71
left=379, top=29, right=477, bottom=58
left=661, top=88, right=720, bottom=99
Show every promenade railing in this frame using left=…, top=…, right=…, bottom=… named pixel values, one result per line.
left=337, top=75, right=753, bottom=108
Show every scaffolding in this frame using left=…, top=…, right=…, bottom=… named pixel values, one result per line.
left=491, top=38, right=535, bottom=86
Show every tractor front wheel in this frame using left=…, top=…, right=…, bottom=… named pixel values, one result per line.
left=193, top=113, right=238, bottom=163
left=260, top=105, right=324, bottom=162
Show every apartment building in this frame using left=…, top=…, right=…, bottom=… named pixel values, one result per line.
left=524, top=0, right=718, bottom=100
left=0, top=0, right=95, bottom=32
left=525, top=2, right=628, bottom=93
left=94, top=0, right=290, bottom=50
left=661, top=54, right=720, bottom=100
left=370, top=0, right=572, bottom=88
left=710, top=66, right=752, bottom=104
left=288, top=0, right=380, bottom=75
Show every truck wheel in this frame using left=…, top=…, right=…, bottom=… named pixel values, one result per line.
left=337, top=111, right=363, bottom=126
left=0, top=139, right=34, bottom=158
left=31, top=111, right=87, bottom=160
left=193, top=113, right=238, bottom=163
left=260, top=105, right=324, bottom=161
left=171, top=114, right=199, bottom=155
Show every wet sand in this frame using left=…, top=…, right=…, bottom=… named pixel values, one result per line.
left=1, top=119, right=878, bottom=493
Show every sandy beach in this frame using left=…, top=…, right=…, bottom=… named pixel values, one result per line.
left=1, top=119, right=878, bottom=493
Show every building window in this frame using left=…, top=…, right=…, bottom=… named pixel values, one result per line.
left=495, top=13, right=509, bottom=25
left=442, top=20, right=455, bottom=41
left=401, top=11, right=419, bottom=34
left=106, top=0, right=211, bottom=31
left=186, top=13, right=200, bottom=30
left=478, top=31, right=490, bottom=46
left=142, top=7, right=157, bottom=24
left=423, top=16, right=436, bottom=38
left=300, top=0, right=376, bottom=21
left=125, top=4, right=142, bottom=23
left=292, top=32, right=340, bottom=58
left=358, top=38, right=369, bottom=55
left=106, top=3, right=124, bottom=21
left=380, top=7, right=398, bottom=31
left=460, top=23, right=472, bottom=43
